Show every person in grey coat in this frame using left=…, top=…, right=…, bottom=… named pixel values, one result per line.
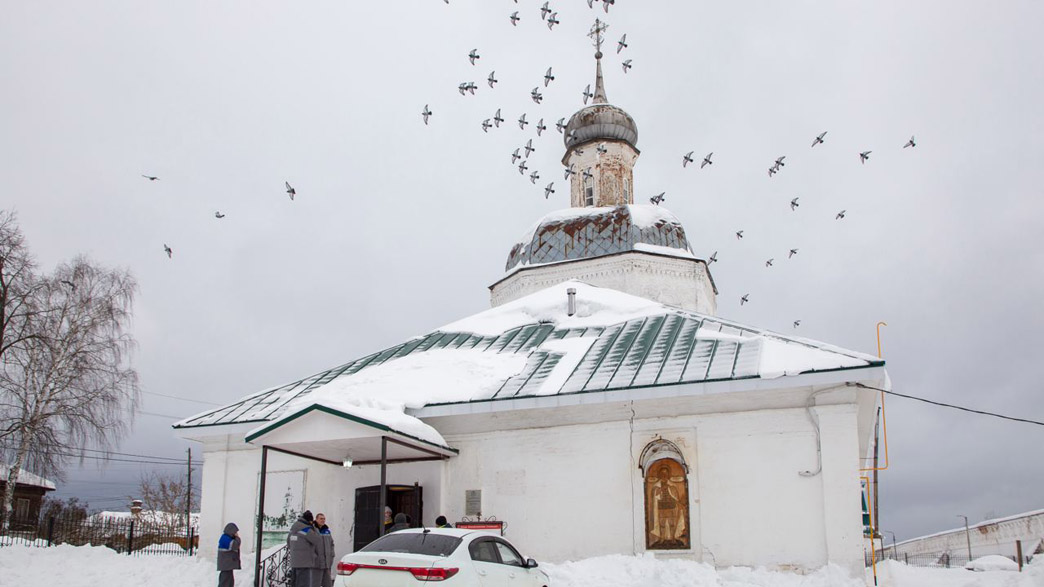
left=287, top=510, right=323, bottom=587
left=315, top=513, right=335, bottom=587
left=217, top=522, right=241, bottom=587
left=388, top=512, right=410, bottom=532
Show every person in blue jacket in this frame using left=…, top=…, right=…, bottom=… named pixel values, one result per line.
left=217, top=522, right=241, bottom=587
left=287, top=510, right=323, bottom=587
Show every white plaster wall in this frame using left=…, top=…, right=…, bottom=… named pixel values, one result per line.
left=490, top=253, right=716, bottom=315
left=197, top=435, right=441, bottom=568
left=565, top=140, right=638, bottom=208
left=893, top=513, right=1044, bottom=559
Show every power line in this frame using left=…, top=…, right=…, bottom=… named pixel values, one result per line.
left=27, top=443, right=188, bottom=462
left=855, top=384, right=1044, bottom=427
left=141, top=390, right=223, bottom=407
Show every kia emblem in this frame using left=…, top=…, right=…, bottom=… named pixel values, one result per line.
left=378, top=559, right=388, bottom=565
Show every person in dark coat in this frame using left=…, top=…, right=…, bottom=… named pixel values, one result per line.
left=382, top=506, right=393, bottom=534
left=217, top=522, right=241, bottom=587
left=287, top=510, right=323, bottom=587
left=315, top=513, right=335, bottom=587
left=388, top=512, right=410, bottom=533
left=435, top=516, right=453, bottom=528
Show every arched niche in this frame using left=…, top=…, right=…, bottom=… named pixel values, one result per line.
left=640, top=439, right=690, bottom=550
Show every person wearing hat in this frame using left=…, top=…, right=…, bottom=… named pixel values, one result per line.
left=435, top=516, right=453, bottom=529
left=383, top=506, right=393, bottom=534
left=287, top=510, right=323, bottom=587
left=216, top=522, right=241, bottom=587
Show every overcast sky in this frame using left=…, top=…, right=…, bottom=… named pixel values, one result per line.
left=3, top=0, right=1043, bottom=543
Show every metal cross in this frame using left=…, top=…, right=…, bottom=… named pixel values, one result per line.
left=588, top=18, right=609, bottom=53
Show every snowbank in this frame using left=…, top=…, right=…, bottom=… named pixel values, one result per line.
left=965, top=555, right=1021, bottom=572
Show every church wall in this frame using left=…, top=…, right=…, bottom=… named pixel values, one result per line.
left=196, top=434, right=442, bottom=568
left=437, top=400, right=866, bottom=574
left=491, top=252, right=716, bottom=315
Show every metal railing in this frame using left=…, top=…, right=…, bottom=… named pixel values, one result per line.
left=0, top=513, right=197, bottom=556
left=258, top=543, right=292, bottom=587
left=867, top=551, right=1032, bottom=568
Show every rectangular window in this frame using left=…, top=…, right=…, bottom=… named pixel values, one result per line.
left=585, top=186, right=594, bottom=206
left=624, top=179, right=630, bottom=201
left=14, top=498, right=29, bottom=520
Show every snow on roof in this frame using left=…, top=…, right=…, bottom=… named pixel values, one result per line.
left=175, top=281, right=884, bottom=431
left=895, top=508, right=1044, bottom=547
left=0, top=465, right=56, bottom=490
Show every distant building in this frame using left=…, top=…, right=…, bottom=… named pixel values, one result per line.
left=175, top=23, right=888, bottom=578
left=885, top=509, right=1044, bottom=561
left=0, top=464, right=56, bottom=526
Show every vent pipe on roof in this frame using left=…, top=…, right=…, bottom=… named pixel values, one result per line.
left=567, top=288, right=577, bottom=317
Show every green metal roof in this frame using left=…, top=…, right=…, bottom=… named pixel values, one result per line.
left=174, top=307, right=883, bottom=431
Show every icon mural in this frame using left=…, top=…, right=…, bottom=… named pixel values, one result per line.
left=644, top=458, right=690, bottom=550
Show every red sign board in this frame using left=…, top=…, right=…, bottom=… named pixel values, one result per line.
left=455, top=521, right=505, bottom=535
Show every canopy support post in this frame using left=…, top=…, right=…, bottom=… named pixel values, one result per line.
left=378, top=436, right=388, bottom=538
left=254, top=445, right=269, bottom=587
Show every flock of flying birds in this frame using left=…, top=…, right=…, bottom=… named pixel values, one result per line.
left=141, top=175, right=297, bottom=259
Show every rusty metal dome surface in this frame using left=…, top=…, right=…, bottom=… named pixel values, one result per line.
left=505, top=205, right=693, bottom=273
left=564, top=103, right=638, bottom=150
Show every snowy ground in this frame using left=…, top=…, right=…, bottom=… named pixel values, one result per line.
left=1, top=545, right=1042, bottom=587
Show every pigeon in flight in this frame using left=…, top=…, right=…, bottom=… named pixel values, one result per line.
left=788, top=248, right=798, bottom=258
left=740, top=294, right=749, bottom=306
left=582, top=167, right=593, bottom=180
left=582, top=84, right=593, bottom=104
left=793, top=320, right=801, bottom=329
left=586, top=0, right=594, bottom=7
left=811, top=131, right=827, bottom=147
left=545, top=182, right=555, bottom=199
left=540, top=2, right=551, bottom=20
left=556, top=117, right=566, bottom=133
left=836, top=210, right=846, bottom=220
left=564, top=164, right=576, bottom=179
left=859, top=151, right=871, bottom=164
left=649, top=192, right=665, bottom=205
left=511, top=149, right=522, bottom=164
left=510, top=11, right=520, bottom=26
left=596, top=142, right=607, bottom=155
left=518, top=161, right=529, bottom=174
left=458, top=82, right=477, bottom=95
left=790, top=197, right=799, bottom=211
left=518, top=113, right=529, bottom=129
left=163, top=244, right=173, bottom=258
left=767, top=166, right=778, bottom=177
left=524, top=139, right=536, bottom=157
left=468, top=49, right=480, bottom=65
left=547, top=12, right=559, bottom=29
left=544, top=67, right=555, bottom=87
left=487, top=71, right=498, bottom=88
left=531, top=87, right=543, bottom=104
left=536, top=118, right=547, bottom=136
left=493, top=108, right=504, bottom=127
left=775, top=156, right=786, bottom=167
left=736, top=230, right=744, bottom=239
left=617, top=34, right=628, bottom=53
left=765, top=259, right=774, bottom=267
left=60, top=279, right=77, bottom=290
left=141, top=174, right=159, bottom=181
left=622, top=59, right=632, bottom=73
left=904, top=136, right=916, bottom=148
left=701, top=152, right=713, bottom=169
left=530, top=171, right=540, bottom=184
left=214, top=211, right=226, bottom=219
left=482, top=119, right=491, bottom=133
left=422, top=105, right=432, bottom=125
left=708, top=251, right=718, bottom=264
left=285, top=181, right=296, bottom=200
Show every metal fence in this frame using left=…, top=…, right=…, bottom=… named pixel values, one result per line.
left=867, top=551, right=1032, bottom=569
left=258, top=544, right=292, bottom=587
left=0, top=513, right=198, bottom=556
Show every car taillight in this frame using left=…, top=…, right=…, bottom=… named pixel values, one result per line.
left=409, top=567, right=459, bottom=581
left=337, top=562, right=360, bottom=576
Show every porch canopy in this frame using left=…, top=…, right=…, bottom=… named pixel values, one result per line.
left=245, top=403, right=456, bottom=587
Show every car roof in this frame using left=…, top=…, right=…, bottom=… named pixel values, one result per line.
left=390, top=528, right=500, bottom=539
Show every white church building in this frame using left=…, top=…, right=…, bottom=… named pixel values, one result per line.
left=174, top=33, right=887, bottom=582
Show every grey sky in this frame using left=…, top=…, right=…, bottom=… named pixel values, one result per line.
left=3, top=1, right=1042, bottom=541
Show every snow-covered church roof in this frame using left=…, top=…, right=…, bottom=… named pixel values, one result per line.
left=174, top=282, right=882, bottom=432
left=504, top=205, right=696, bottom=273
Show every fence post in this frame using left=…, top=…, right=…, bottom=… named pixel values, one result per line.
left=127, top=520, right=135, bottom=555
left=46, top=516, right=55, bottom=546
left=1016, top=540, right=1023, bottom=572
left=904, top=552, right=908, bottom=564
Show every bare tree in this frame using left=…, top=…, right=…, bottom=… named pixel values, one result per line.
left=0, top=210, right=141, bottom=529
left=133, top=471, right=197, bottom=533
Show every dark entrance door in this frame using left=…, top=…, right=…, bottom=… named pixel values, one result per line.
left=353, top=484, right=423, bottom=552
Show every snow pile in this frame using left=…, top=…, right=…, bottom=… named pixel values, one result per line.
left=757, top=338, right=868, bottom=379
left=965, top=555, right=1021, bottom=572
left=0, top=544, right=251, bottom=587
left=876, top=557, right=1044, bottom=586
left=439, top=281, right=664, bottom=336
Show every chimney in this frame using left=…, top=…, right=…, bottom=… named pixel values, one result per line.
left=567, top=288, right=576, bottom=317
left=130, top=499, right=143, bottom=517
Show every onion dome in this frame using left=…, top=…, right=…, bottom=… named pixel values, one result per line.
left=505, top=205, right=695, bottom=273
left=563, top=50, right=638, bottom=151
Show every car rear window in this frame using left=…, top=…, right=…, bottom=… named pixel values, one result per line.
left=360, top=533, right=462, bottom=557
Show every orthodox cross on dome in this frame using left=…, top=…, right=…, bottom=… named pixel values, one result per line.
left=587, top=19, right=610, bottom=104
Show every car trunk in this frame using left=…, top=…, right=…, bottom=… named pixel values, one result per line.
left=343, top=552, right=453, bottom=586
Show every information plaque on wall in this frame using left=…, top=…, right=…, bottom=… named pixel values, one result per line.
left=465, top=489, right=482, bottom=516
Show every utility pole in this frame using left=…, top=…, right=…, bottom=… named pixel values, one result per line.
left=958, top=515, right=972, bottom=560
left=186, top=448, right=192, bottom=553
left=873, top=408, right=880, bottom=534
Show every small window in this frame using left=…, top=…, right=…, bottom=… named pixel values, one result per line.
left=469, top=539, right=500, bottom=563
left=585, top=186, right=594, bottom=206
left=14, top=498, right=30, bottom=520
left=493, top=541, right=524, bottom=567
left=624, top=178, right=630, bottom=201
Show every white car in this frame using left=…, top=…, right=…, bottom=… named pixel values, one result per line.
left=336, top=528, right=550, bottom=586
